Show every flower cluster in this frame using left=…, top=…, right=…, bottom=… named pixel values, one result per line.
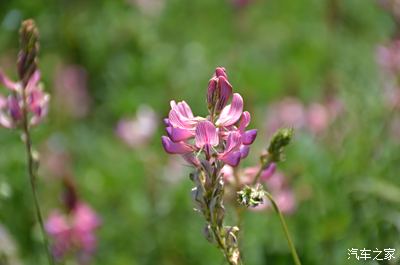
left=0, top=20, right=49, bottom=129
left=46, top=203, right=100, bottom=263
left=0, top=70, right=49, bottom=129
left=116, top=104, right=158, bottom=149
left=265, top=97, right=343, bottom=136
left=162, top=67, right=257, bottom=167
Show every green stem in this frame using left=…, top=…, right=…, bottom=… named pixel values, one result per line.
left=264, top=191, right=301, bottom=265
left=22, top=96, right=55, bottom=265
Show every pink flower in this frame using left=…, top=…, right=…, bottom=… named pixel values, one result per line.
left=46, top=203, right=100, bottom=263
left=53, top=64, right=91, bottom=118
left=306, top=103, right=330, bottom=135
left=377, top=41, right=400, bottom=75
left=265, top=97, right=307, bottom=136
left=162, top=67, right=257, bottom=167
left=0, top=70, right=49, bottom=128
left=116, top=105, right=158, bottom=148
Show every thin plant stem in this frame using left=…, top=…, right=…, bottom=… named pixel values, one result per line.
left=251, top=161, right=301, bottom=265
left=264, top=191, right=302, bottom=265
left=21, top=90, right=55, bottom=265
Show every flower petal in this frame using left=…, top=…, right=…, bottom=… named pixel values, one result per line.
left=220, top=151, right=241, bottom=167
left=26, top=70, right=41, bottom=92
left=161, top=136, right=192, bottom=154
left=240, top=145, right=250, bottom=159
left=238, top=111, right=251, bottom=132
left=195, top=121, right=219, bottom=148
left=169, top=101, right=196, bottom=129
left=222, top=131, right=242, bottom=154
left=216, top=76, right=233, bottom=112
left=216, top=93, right=243, bottom=127
left=242, top=129, right=257, bottom=145
left=0, top=70, right=18, bottom=91
left=166, top=126, right=194, bottom=142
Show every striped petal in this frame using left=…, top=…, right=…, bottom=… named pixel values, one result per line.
left=216, top=93, right=243, bottom=127
left=195, top=121, right=219, bottom=148
left=166, top=126, right=194, bottom=142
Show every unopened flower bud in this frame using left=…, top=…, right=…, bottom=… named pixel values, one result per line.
left=18, top=19, right=39, bottom=86
left=207, top=67, right=233, bottom=114
left=267, top=127, right=294, bottom=163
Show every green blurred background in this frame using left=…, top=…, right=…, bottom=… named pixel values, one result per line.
left=0, top=0, right=399, bottom=264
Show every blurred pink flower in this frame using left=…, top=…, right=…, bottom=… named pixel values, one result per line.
left=306, top=103, right=330, bottom=135
left=266, top=97, right=343, bottom=136
left=265, top=97, right=307, bottom=136
left=377, top=41, right=400, bottom=75
left=116, top=105, right=158, bottom=148
left=46, top=203, right=100, bottom=263
left=53, top=64, right=91, bottom=118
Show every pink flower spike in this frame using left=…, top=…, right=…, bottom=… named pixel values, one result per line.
left=216, top=93, right=243, bottom=127
left=162, top=136, right=193, bottom=154
left=0, top=70, right=18, bottom=91
left=195, top=121, right=219, bottom=148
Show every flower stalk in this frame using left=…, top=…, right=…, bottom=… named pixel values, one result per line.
left=0, top=19, right=54, bottom=264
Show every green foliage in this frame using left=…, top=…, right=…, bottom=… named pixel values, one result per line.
left=0, top=0, right=399, bottom=264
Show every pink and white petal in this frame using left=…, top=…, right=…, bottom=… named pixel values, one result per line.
left=242, top=129, right=257, bottom=145
left=216, top=93, right=243, bottom=127
left=0, top=70, right=18, bottom=91
left=26, top=70, right=41, bottom=92
left=161, top=136, right=193, bottom=154
left=176, top=101, right=194, bottom=119
left=166, top=127, right=194, bottom=142
left=169, top=101, right=197, bottom=129
left=238, top=111, right=251, bottom=131
left=223, top=131, right=242, bottom=154
left=195, top=121, right=219, bottom=148
left=0, top=113, right=13, bottom=128
left=0, top=95, right=6, bottom=108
